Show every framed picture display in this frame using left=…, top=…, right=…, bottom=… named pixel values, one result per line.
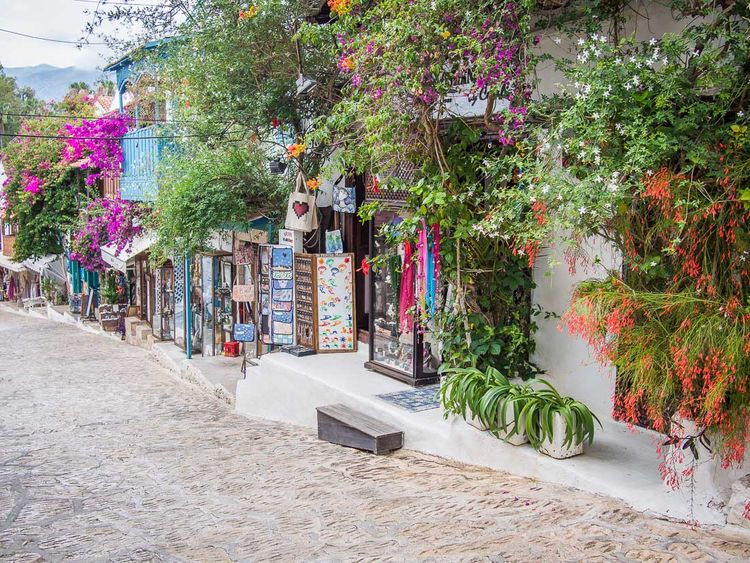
left=315, top=253, right=356, bottom=352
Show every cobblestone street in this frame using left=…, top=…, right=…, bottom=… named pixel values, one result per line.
left=0, top=311, right=748, bottom=562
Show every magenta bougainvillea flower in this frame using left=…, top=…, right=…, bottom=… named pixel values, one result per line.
left=62, top=114, right=133, bottom=186
left=70, top=197, right=146, bottom=271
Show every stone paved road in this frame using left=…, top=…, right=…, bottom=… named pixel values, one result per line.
left=1, top=311, right=749, bottom=562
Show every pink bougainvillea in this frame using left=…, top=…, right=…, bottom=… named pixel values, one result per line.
left=70, top=197, right=145, bottom=271
left=22, top=173, right=44, bottom=196
left=62, top=114, right=133, bottom=186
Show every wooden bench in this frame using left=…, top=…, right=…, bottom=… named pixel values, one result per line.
left=316, top=404, right=404, bottom=455
left=22, top=296, right=46, bottom=310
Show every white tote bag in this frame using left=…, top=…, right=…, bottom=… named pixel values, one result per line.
left=284, top=172, right=317, bottom=232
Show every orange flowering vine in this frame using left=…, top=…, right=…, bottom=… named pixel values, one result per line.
left=287, top=143, right=306, bottom=158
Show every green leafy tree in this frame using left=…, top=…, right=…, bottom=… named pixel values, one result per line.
left=0, top=64, right=43, bottom=148
left=152, top=139, right=287, bottom=259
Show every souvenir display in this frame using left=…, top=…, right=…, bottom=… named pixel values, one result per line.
left=294, top=253, right=317, bottom=349
left=270, top=246, right=294, bottom=345
left=332, top=185, right=356, bottom=214
left=315, top=253, right=356, bottom=352
left=285, top=172, right=317, bottom=232
left=366, top=211, right=439, bottom=385
left=325, top=229, right=344, bottom=254
left=234, top=323, right=256, bottom=342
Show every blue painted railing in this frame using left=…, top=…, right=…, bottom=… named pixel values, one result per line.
left=120, top=125, right=167, bottom=201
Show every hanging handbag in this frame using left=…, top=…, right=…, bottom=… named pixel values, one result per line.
left=333, top=182, right=357, bottom=214
left=234, top=323, right=256, bottom=342
left=284, top=171, right=317, bottom=232
left=325, top=229, right=344, bottom=253
left=317, top=173, right=343, bottom=208
left=232, top=284, right=255, bottom=302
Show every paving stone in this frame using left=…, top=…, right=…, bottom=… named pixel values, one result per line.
left=1, top=311, right=749, bottom=561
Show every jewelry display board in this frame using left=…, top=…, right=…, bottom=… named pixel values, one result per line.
left=294, top=253, right=317, bottom=349
left=315, top=253, right=356, bottom=352
left=258, top=245, right=272, bottom=344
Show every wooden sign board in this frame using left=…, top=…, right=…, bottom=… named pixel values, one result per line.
left=315, top=253, right=356, bottom=352
left=236, top=229, right=268, bottom=244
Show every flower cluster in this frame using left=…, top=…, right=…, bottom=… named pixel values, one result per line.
left=287, top=143, right=305, bottom=158
left=62, top=114, right=132, bottom=185
left=239, top=5, right=259, bottom=19
left=70, top=197, right=146, bottom=271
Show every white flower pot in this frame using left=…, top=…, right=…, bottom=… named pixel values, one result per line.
left=539, top=413, right=584, bottom=459
left=497, top=408, right=528, bottom=446
left=465, top=407, right=489, bottom=431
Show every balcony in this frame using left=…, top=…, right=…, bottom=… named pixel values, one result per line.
left=120, top=125, right=168, bottom=202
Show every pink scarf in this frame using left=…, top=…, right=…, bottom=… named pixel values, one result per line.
left=399, top=241, right=415, bottom=333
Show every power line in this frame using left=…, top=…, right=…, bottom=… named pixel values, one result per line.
left=73, top=0, right=164, bottom=5
left=0, top=132, right=242, bottom=141
left=0, top=27, right=108, bottom=45
left=1, top=112, right=230, bottom=126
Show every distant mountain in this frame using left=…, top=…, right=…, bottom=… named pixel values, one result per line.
left=4, top=65, right=105, bottom=102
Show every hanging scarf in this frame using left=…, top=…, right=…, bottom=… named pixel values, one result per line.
left=417, top=221, right=429, bottom=319
left=399, top=241, right=415, bottom=333
left=432, top=223, right=441, bottom=284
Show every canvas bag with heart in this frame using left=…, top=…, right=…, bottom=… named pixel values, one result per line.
left=285, top=171, right=317, bottom=232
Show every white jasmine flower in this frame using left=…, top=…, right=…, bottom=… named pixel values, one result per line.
left=615, top=123, right=625, bottom=134
left=650, top=260, right=657, bottom=267
left=629, top=56, right=637, bottom=63
left=553, top=37, right=562, bottom=45
left=615, top=57, right=623, bottom=64
left=577, top=38, right=585, bottom=46
left=578, top=52, right=590, bottom=63
left=649, top=38, right=658, bottom=46
left=530, top=196, right=537, bottom=203
left=662, top=57, right=668, bottom=65
left=541, top=185, right=550, bottom=195
left=646, top=169, right=654, bottom=176
left=578, top=206, right=587, bottom=214
left=739, top=111, right=745, bottom=118
left=599, top=35, right=607, bottom=43
left=592, top=112, right=600, bottom=120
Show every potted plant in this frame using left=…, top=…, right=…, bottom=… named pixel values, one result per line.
left=521, top=379, right=601, bottom=459
left=483, top=383, right=533, bottom=445
left=439, top=366, right=498, bottom=430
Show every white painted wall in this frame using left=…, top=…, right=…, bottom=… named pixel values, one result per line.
left=528, top=2, right=699, bottom=418
left=531, top=235, right=620, bottom=420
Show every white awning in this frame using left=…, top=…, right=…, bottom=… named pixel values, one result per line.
left=0, top=254, right=27, bottom=273
left=23, top=254, right=58, bottom=274
left=101, top=232, right=157, bottom=272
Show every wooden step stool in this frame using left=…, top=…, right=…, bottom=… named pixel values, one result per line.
left=316, top=404, right=404, bottom=455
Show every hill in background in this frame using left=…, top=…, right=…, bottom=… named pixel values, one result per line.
left=4, top=65, right=105, bottom=102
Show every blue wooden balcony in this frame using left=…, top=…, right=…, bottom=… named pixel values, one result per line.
left=120, top=125, right=167, bottom=201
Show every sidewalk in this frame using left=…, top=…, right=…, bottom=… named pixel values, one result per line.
left=236, top=348, right=746, bottom=527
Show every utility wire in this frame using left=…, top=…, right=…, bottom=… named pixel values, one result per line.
left=0, top=132, right=246, bottom=141
left=73, top=0, right=163, bottom=6
left=0, top=112, right=229, bottom=126
left=0, top=27, right=108, bottom=45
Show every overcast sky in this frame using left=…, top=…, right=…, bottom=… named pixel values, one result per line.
left=1, top=0, right=117, bottom=69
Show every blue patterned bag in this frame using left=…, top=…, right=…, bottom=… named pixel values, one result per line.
left=233, top=323, right=256, bottom=342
